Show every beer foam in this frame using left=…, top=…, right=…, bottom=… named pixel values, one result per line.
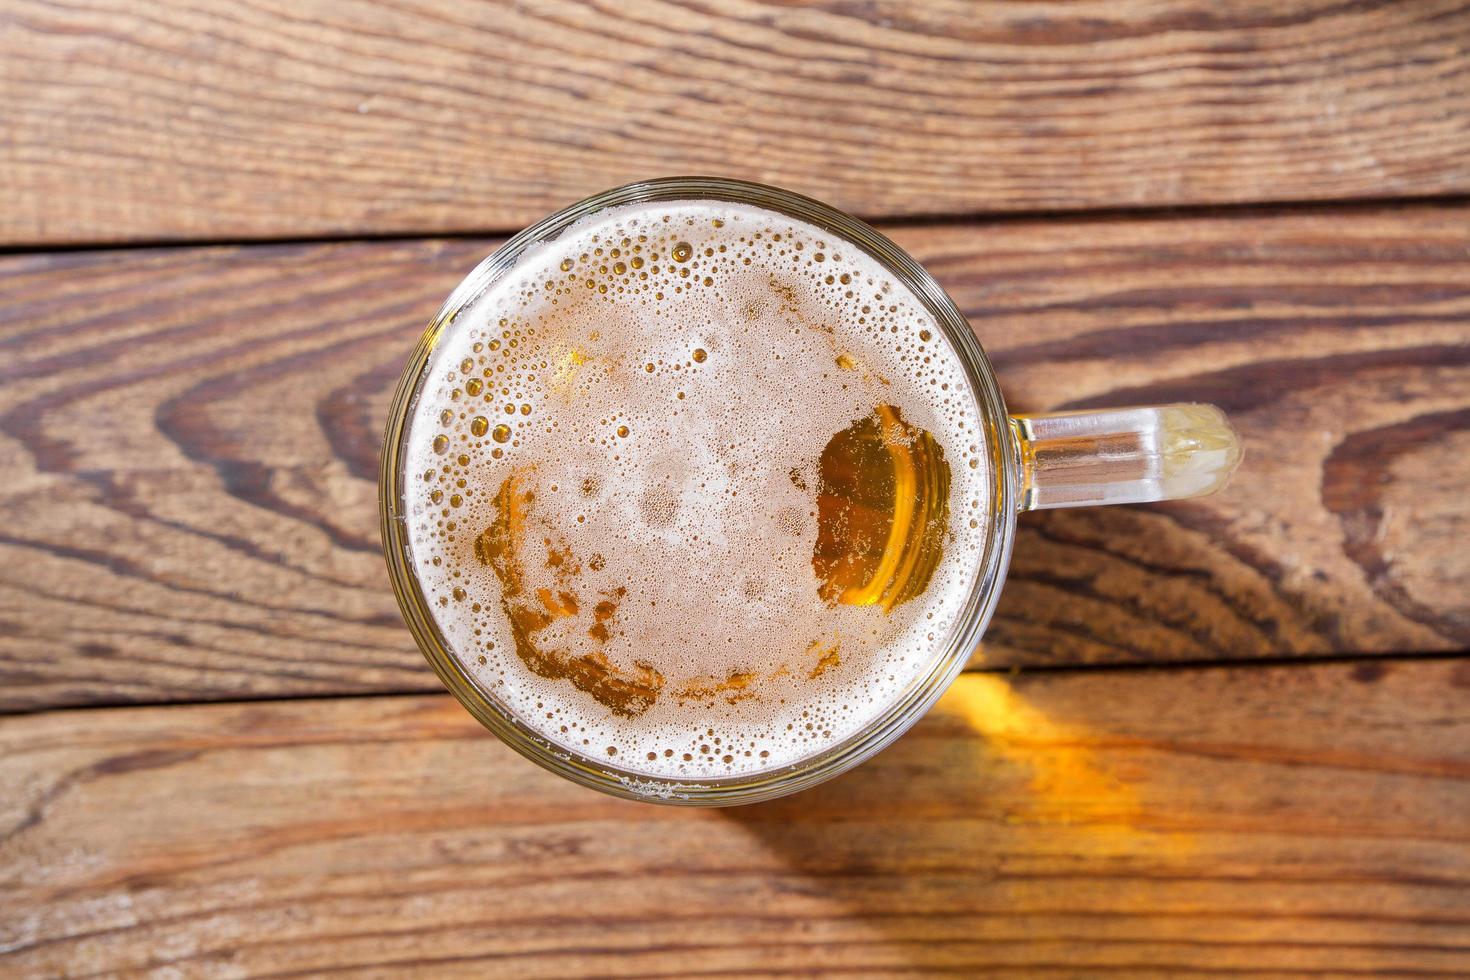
left=403, top=201, right=991, bottom=786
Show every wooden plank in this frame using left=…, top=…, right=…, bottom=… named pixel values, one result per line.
left=2, top=204, right=1467, bottom=711
left=3, top=0, right=1469, bottom=245
left=2, top=660, right=1468, bottom=977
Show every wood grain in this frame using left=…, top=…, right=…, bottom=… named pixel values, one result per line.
left=3, top=660, right=1468, bottom=977
left=2, top=204, right=1467, bottom=711
left=3, top=0, right=1469, bottom=245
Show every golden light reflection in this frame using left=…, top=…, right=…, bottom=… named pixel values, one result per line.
left=938, top=674, right=1194, bottom=858
left=548, top=345, right=590, bottom=395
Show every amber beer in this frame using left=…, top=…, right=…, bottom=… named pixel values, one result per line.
left=400, top=200, right=990, bottom=781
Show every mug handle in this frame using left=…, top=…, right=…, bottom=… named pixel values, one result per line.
left=1009, top=403, right=1242, bottom=511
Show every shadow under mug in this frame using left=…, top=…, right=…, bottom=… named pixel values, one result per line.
left=380, top=177, right=1242, bottom=805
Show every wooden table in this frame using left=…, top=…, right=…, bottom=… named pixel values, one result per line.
left=3, top=2, right=1468, bottom=976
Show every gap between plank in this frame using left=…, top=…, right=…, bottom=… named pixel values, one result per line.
left=2, top=191, right=1468, bottom=256
left=7, top=650, right=1467, bottom=718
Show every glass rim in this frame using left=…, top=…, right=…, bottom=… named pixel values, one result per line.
left=379, top=176, right=1017, bottom=805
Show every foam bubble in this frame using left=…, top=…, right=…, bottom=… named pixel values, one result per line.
left=403, top=201, right=991, bottom=781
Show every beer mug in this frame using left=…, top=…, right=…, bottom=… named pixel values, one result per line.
left=380, top=178, right=1241, bottom=804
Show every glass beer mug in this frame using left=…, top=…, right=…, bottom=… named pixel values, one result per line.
left=380, top=178, right=1242, bottom=804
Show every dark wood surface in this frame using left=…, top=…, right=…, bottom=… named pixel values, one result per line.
left=3, top=1, right=1469, bottom=976
left=3, top=1, right=1470, bottom=245
left=3, top=204, right=1466, bottom=712
left=4, top=660, right=1468, bottom=977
